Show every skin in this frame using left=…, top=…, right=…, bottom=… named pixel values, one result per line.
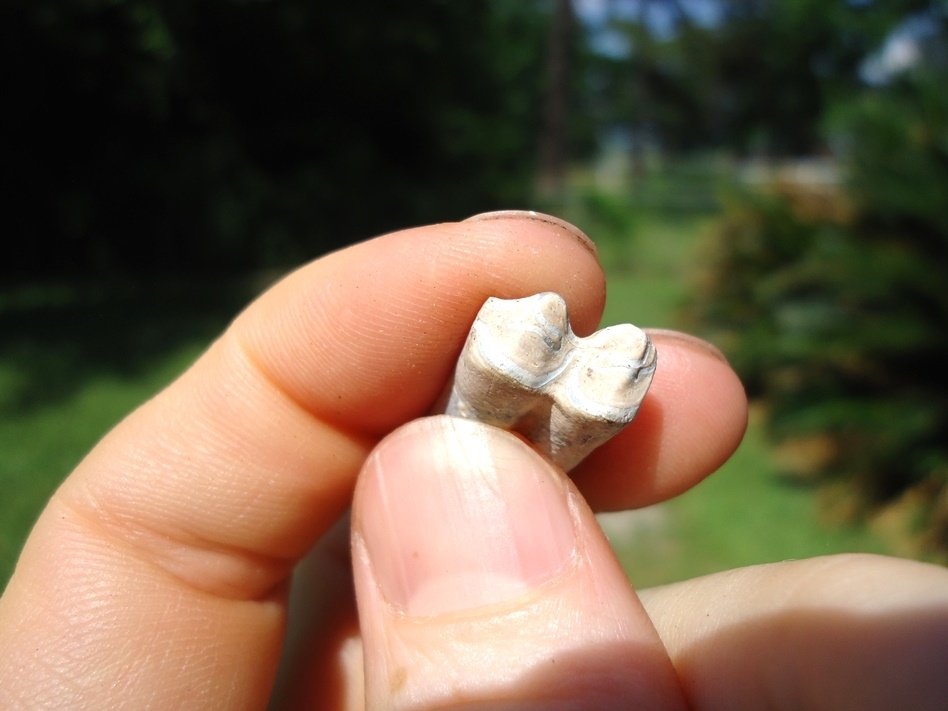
left=0, top=212, right=945, bottom=710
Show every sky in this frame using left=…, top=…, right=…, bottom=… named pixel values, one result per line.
left=860, top=12, right=938, bottom=83
left=573, top=0, right=722, bottom=56
left=573, top=0, right=722, bottom=29
left=573, top=0, right=933, bottom=82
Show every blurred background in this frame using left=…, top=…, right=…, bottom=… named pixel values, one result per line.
left=2, top=0, right=946, bottom=589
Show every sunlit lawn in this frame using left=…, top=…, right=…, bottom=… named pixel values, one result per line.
left=0, top=204, right=896, bottom=591
left=602, top=404, right=894, bottom=588
left=559, top=198, right=896, bottom=587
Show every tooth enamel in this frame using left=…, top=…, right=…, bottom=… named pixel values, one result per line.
left=443, top=292, right=656, bottom=471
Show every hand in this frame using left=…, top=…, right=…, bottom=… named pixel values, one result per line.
left=1, top=212, right=945, bottom=709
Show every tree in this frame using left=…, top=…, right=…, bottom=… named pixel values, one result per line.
left=584, top=0, right=934, bottom=156
left=537, top=0, right=577, bottom=195
left=2, top=0, right=550, bottom=276
left=691, top=8, right=948, bottom=556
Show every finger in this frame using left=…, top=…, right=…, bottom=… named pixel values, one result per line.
left=236, top=212, right=607, bottom=437
left=639, top=554, right=948, bottom=711
left=0, top=214, right=606, bottom=708
left=352, top=416, right=689, bottom=710
left=572, top=329, right=748, bottom=511
left=269, top=515, right=364, bottom=710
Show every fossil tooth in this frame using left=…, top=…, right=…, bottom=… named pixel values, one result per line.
left=444, top=292, right=656, bottom=471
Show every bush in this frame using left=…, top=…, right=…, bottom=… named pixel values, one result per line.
left=692, top=74, right=948, bottom=557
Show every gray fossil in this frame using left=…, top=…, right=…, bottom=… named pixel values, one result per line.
left=443, top=292, right=656, bottom=471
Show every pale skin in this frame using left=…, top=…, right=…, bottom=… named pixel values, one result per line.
left=1, top=211, right=946, bottom=709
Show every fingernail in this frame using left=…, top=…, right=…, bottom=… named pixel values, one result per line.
left=463, top=210, right=598, bottom=259
left=646, top=328, right=730, bottom=364
left=355, top=416, right=577, bottom=617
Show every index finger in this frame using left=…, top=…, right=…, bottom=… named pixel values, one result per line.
left=0, top=213, right=608, bottom=707
left=60, top=212, right=611, bottom=597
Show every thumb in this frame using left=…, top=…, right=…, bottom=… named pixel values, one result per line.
left=351, top=416, right=687, bottom=710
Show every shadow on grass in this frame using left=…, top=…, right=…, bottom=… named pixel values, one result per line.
left=0, top=275, right=272, bottom=416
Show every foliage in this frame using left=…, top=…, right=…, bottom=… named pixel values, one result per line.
left=707, top=0, right=932, bottom=154
left=2, top=0, right=551, bottom=276
left=692, top=67, right=948, bottom=555
left=585, top=0, right=933, bottom=156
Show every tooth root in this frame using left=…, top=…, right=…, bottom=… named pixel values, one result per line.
left=443, top=292, right=656, bottom=471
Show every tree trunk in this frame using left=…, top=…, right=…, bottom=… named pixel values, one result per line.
left=537, top=0, right=574, bottom=197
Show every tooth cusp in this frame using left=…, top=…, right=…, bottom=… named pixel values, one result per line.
left=444, top=292, right=657, bottom=471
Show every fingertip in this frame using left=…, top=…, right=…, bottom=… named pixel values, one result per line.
left=233, top=218, right=607, bottom=434
left=354, top=416, right=576, bottom=617
left=649, top=330, right=748, bottom=443
left=645, top=328, right=730, bottom=365
left=463, top=209, right=600, bottom=261
left=351, top=415, right=688, bottom=709
left=574, top=330, right=748, bottom=510
left=452, top=214, right=606, bottom=335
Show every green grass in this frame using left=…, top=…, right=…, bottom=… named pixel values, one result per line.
left=552, top=196, right=897, bottom=587
left=604, top=405, right=894, bottom=589
left=0, top=348, right=208, bottom=574
left=0, top=201, right=900, bottom=591
left=598, top=211, right=716, bottom=330
left=0, top=277, right=263, bottom=586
